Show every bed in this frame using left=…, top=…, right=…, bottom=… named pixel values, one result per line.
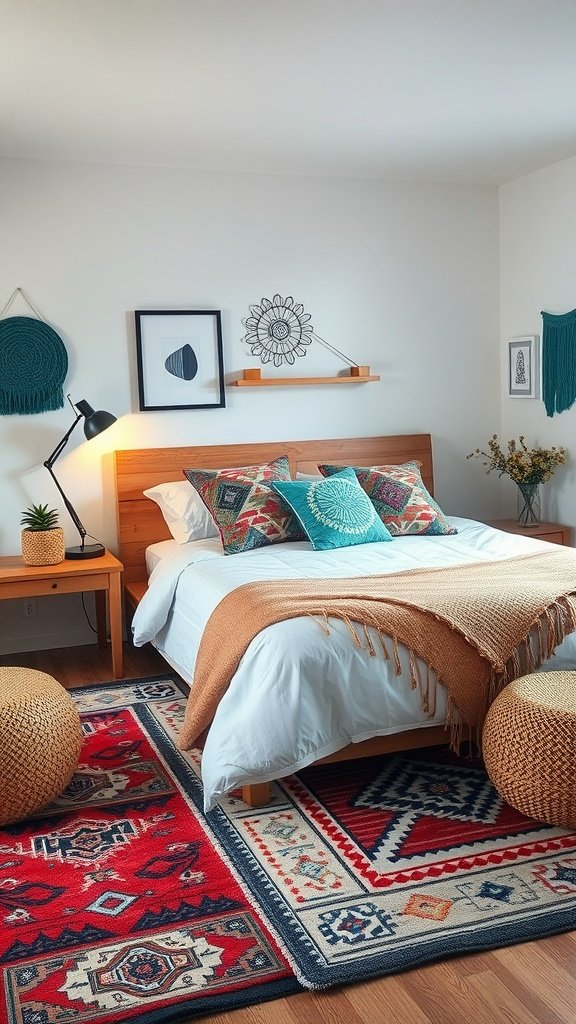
left=115, top=434, right=576, bottom=811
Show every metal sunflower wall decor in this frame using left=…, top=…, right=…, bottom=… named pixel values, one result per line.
left=243, top=294, right=313, bottom=367
left=238, top=291, right=380, bottom=387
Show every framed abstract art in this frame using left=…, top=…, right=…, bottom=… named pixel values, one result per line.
left=135, top=310, right=225, bottom=411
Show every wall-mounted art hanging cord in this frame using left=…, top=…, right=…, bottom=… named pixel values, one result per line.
left=0, top=286, right=45, bottom=321
left=310, top=332, right=358, bottom=367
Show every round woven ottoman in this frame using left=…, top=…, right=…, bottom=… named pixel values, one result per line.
left=0, top=667, right=83, bottom=826
left=482, top=671, right=576, bottom=829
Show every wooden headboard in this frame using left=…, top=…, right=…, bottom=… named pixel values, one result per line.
left=114, top=434, right=434, bottom=587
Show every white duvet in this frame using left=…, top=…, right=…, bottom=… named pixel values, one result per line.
left=132, top=518, right=576, bottom=810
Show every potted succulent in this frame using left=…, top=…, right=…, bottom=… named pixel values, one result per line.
left=20, top=503, right=65, bottom=565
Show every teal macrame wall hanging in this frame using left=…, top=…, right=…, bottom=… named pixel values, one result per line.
left=0, top=288, right=68, bottom=415
left=541, top=307, right=576, bottom=417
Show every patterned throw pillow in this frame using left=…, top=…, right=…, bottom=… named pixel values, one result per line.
left=183, top=457, right=305, bottom=555
left=271, top=468, right=393, bottom=551
left=318, top=461, right=456, bottom=537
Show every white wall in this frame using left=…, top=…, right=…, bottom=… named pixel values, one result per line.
left=500, top=154, right=576, bottom=525
left=0, top=158, right=501, bottom=654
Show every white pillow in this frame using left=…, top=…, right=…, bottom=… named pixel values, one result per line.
left=295, top=470, right=322, bottom=480
left=143, top=480, right=219, bottom=544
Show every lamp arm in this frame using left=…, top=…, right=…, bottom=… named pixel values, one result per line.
left=44, top=412, right=83, bottom=469
left=44, top=461, right=87, bottom=547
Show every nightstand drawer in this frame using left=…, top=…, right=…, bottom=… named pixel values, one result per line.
left=487, top=519, right=572, bottom=546
left=534, top=530, right=566, bottom=545
left=3, top=574, right=107, bottom=600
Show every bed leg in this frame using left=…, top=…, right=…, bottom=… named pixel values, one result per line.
left=241, top=783, right=271, bottom=807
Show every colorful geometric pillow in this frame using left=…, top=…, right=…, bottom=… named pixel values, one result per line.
left=318, top=461, right=456, bottom=537
left=183, top=457, right=305, bottom=555
left=271, top=468, right=393, bottom=551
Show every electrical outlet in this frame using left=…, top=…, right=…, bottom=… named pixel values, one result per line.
left=25, top=598, right=37, bottom=617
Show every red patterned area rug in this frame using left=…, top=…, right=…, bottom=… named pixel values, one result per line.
left=2, top=674, right=576, bottom=1024
left=0, top=676, right=299, bottom=1024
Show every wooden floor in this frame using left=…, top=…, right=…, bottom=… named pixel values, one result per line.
left=2, top=641, right=575, bottom=1024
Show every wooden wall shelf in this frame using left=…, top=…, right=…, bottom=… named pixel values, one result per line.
left=232, top=367, right=380, bottom=387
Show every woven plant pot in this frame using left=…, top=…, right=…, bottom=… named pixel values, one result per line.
left=21, top=527, right=65, bottom=566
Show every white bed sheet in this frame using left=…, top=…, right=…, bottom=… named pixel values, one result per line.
left=133, top=519, right=576, bottom=810
left=146, top=539, right=180, bottom=574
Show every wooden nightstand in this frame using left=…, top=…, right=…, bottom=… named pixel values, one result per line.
left=487, top=519, right=572, bottom=546
left=0, top=550, right=124, bottom=677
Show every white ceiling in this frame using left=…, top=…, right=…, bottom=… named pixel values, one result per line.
left=2, top=0, right=576, bottom=185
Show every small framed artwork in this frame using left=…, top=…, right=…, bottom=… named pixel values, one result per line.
left=135, top=309, right=225, bottom=410
left=507, top=335, right=539, bottom=399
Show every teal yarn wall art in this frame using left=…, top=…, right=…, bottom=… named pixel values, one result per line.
left=541, top=307, right=576, bottom=417
left=0, top=288, right=68, bottom=415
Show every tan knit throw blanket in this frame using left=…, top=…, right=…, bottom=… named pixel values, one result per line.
left=178, top=548, right=576, bottom=751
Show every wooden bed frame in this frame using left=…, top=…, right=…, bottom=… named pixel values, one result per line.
left=114, top=433, right=449, bottom=805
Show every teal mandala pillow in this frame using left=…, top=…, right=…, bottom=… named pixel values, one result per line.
left=271, top=467, right=393, bottom=551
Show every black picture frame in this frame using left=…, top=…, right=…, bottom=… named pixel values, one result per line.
left=135, top=309, right=225, bottom=411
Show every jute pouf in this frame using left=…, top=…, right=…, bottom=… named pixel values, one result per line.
left=482, top=671, right=576, bottom=829
left=0, top=667, right=82, bottom=826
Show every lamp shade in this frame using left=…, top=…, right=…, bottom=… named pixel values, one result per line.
left=75, top=400, right=117, bottom=440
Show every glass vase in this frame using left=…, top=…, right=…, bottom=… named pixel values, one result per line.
left=516, top=482, right=541, bottom=528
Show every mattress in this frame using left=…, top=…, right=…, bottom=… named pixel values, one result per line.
left=145, top=539, right=180, bottom=574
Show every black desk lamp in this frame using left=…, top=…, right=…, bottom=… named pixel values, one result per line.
left=44, top=394, right=116, bottom=559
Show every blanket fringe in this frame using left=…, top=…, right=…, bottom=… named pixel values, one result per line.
left=445, top=694, right=463, bottom=752
left=343, top=615, right=362, bottom=648
left=422, top=663, right=439, bottom=719
left=421, top=664, right=429, bottom=714
left=378, top=630, right=390, bottom=660
left=307, top=592, right=576, bottom=755
left=545, top=606, right=557, bottom=654
left=392, top=636, right=402, bottom=675
left=408, top=648, right=418, bottom=690
left=525, top=631, right=535, bottom=674
left=362, top=623, right=376, bottom=657
left=314, top=611, right=331, bottom=637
